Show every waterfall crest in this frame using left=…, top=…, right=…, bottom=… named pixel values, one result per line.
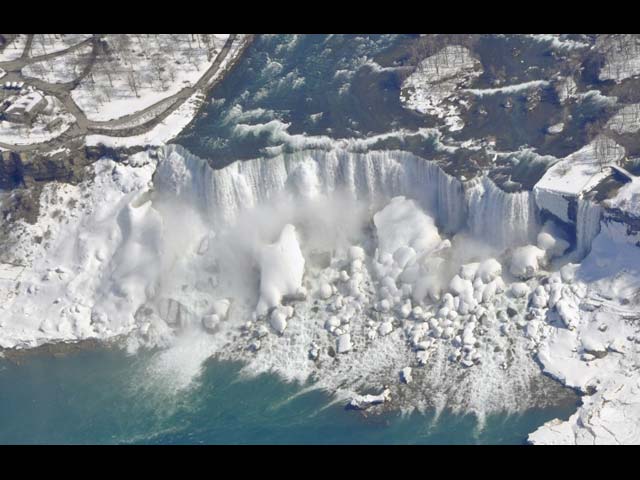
left=160, top=144, right=540, bottom=249
left=575, top=196, right=603, bottom=259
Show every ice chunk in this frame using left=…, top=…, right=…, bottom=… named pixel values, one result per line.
left=378, top=321, right=394, bottom=336
left=510, top=282, right=530, bottom=298
left=256, top=224, right=305, bottom=317
left=348, top=388, right=391, bottom=410
left=400, top=367, right=413, bottom=384
left=475, top=258, right=502, bottom=283
left=373, top=196, right=442, bottom=257
left=510, top=245, right=546, bottom=279
left=336, top=333, right=352, bottom=353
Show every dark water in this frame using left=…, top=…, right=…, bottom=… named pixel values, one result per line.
left=0, top=350, right=577, bottom=444
left=177, top=34, right=427, bottom=166
left=176, top=33, right=617, bottom=188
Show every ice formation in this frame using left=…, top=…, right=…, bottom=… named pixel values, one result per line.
left=2, top=139, right=640, bottom=443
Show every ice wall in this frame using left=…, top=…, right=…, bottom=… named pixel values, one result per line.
left=575, top=197, right=603, bottom=259
left=159, top=144, right=540, bottom=249
left=467, top=177, right=539, bottom=250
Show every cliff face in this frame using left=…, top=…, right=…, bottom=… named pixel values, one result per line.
left=0, top=145, right=92, bottom=190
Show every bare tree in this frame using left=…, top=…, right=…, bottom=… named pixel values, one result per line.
left=594, top=136, right=611, bottom=171
left=127, top=71, right=139, bottom=97
left=150, top=53, right=167, bottom=90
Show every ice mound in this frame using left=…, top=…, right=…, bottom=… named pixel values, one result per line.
left=373, top=196, right=442, bottom=256
left=256, top=224, right=305, bottom=317
left=510, top=245, right=547, bottom=279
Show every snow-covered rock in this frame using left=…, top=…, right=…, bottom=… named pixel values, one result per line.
left=510, top=245, right=546, bottom=279
left=256, top=224, right=305, bottom=316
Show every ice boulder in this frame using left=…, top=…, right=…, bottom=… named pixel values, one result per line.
left=373, top=196, right=442, bottom=257
left=449, top=275, right=474, bottom=297
left=348, top=388, right=391, bottom=410
left=537, top=221, right=570, bottom=259
left=459, top=262, right=480, bottom=281
left=336, top=333, right=353, bottom=353
left=537, top=232, right=570, bottom=259
left=269, top=305, right=294, bottom=334
left=510, top=245, right=546, bottom=279
left=201, top=314, right=221, bottom=333
left=400, top=367, right=413, bottom=384
left=510, top=282, right=530, bottom=298
left=256, top=224, right=305, bottom=316
left=476, top=258, right=502, bottom=283
left=556, top=298, right=579, bottom=330
left=378, top=321, right=394, bottom=336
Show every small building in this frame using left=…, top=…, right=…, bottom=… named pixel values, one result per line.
left=534, top=136, right=626, bottom=225
left=4, top=91, right=47, bottom=123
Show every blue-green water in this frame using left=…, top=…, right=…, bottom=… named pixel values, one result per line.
left=0, top=349, right=577, bottom=444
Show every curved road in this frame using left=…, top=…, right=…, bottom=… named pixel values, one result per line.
left=0, top=34, right=248, bottom=152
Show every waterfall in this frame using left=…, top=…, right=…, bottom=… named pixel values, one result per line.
left=575, top=196, right=602, bottom=259
left=159, top=144, right=539, bottom=250
left=467, top=177, right=539, bottom=250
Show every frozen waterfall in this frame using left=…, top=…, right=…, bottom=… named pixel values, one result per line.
left=158, top=144, right=541, bottom=250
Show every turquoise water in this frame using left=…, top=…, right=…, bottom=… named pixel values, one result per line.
left=0, top=349, right=577, bottom=444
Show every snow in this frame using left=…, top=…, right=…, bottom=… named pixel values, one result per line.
left=0, top=94, right=74, bottom=145
left=28, top=34, right=92, bottom=57
left=22, top=43, right=94, bottom=84
left=0, top=35, right=28, bottom=62
left=530, top=221, right=640, bottom=444
left=255, top=224, right=305, bottom=317
left=401, top=45, right=481, bottom=131
left=606, top=178, right=640, bottom=215
left=510, top=245, right=546, bottom=279
left=464, top=80, right=549, bottom=97
left=524, top=34, right=590, bottom=51
left=85, top=91, right=206, bottom=148
left=597, top=35, right=640, bottom=83
left=534, top=137, right=625, bottom=222
left=70, top=34, right=229, bottom=121
left=607, top=103, right=640, bottom=134
left=0, top=153, right=158, bottom=348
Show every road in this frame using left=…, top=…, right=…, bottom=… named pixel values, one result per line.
left=0, top=34, right=249, bottom=152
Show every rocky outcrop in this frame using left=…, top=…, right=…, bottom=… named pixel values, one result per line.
left=0, top=145, right=93, bottom=189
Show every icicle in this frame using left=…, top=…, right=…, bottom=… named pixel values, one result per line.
left=575, top=196, right=602, bottom=259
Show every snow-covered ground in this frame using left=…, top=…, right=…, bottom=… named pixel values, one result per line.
left=607, top=103, right=640, bottom=134
left=22, top=43, right=94, bottom=84
left=28, top=34, right=92, bottom=58
left=530, top=221, right=640, bottom=444
left=0, top=93, right=74, bottom=145
left=85, top=91, right=206, bottom=148
left=0, top=153, right=159, bottom=348
left=605, top=176, right=640, bottom=214
left=84, top=34, right=247, bottom=149
left=597, top=35, right=640, bottom=83
left=0, top=35, right=28, bottom=62
left=71, top=34, right=229, bottom=121
left=401, top=45, right=482, bottom=132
